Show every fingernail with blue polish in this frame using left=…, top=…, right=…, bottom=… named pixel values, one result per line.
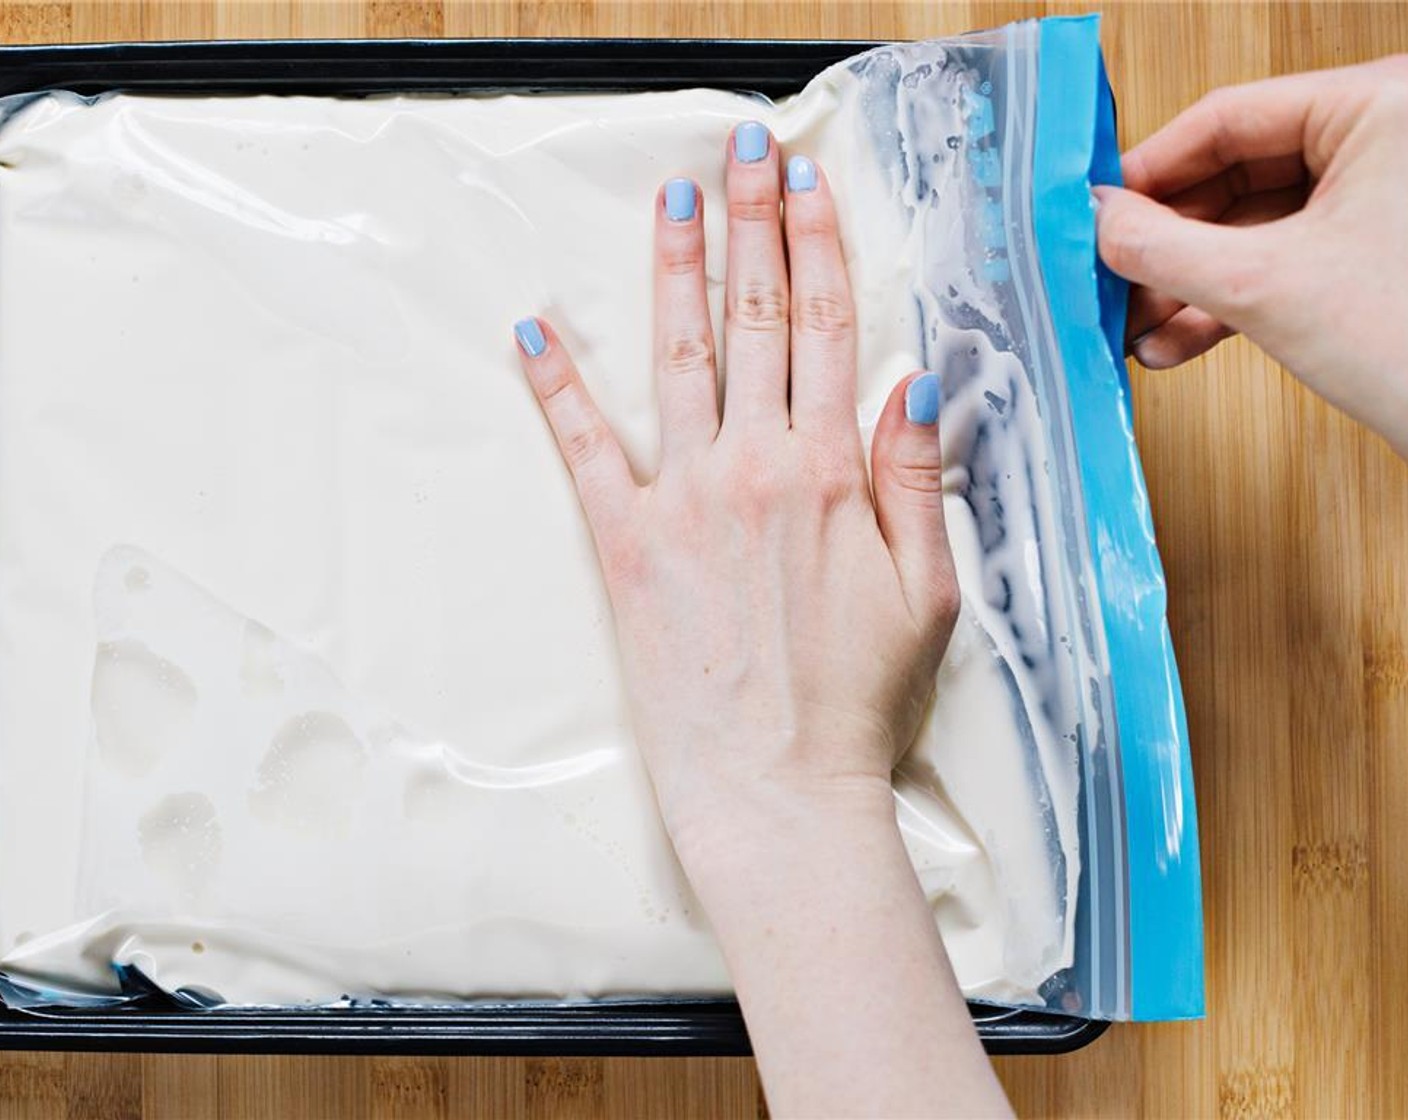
left=905, top=372, right=942, bottom=425
left=787, top=155, right=817, bottom=193
left=734, top=121, right=769, bottom=163
left=664, top=177, right=696, bottom=222
left=514, top=317, right=546, bottom=358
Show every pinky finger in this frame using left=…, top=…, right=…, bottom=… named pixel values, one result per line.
left=514, top=316, right=638, bottom=535
left=1130, top=304, right=1236, bottom=369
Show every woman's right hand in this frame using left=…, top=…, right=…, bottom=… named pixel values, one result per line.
left=1094, top=55, right=1408, bottom=457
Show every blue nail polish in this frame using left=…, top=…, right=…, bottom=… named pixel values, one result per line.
left=664, top=177, right=696, bottom=222
left=734, top=121, right=769, bottom=163
left=514, top=317, right=546, bottom=357
left=905, top=372, right=942, bottom=425
left=786, top=155, right=817, bottom=192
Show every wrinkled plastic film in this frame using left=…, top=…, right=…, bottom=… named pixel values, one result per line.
left=0, top=17, right=1202, bottom=1022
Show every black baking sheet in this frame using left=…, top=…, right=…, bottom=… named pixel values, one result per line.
left=0, top=36, right=1108, bottom=1058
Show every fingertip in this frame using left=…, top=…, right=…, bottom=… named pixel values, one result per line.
left=655, top=181, right=707, bottom=280
left=872, top=370, right=945, bottom=471
left=785, top=154, right=818, bottom=193
left=1092, top=183, right=1139, bottom=237
left=662, top=177, right=698, bottom=223
left=782, top=156, right=843, bottom=259
left=732, top=120, right=771, bottom=164
left=514, top=316, right=547, bottom=358
left=903, top=371, right=942, bottom=426
left=1132, top=309, right=1235, bottom=369
left=1126, top=286, right=1186, bottom=346
left=1118, top=145, right=1156, bottom=195
left=1131, top=336, right=1180, bottom=369
left=781, top=157, right=839, bottom=237
left=1092, top=186, right=1169, bottom=285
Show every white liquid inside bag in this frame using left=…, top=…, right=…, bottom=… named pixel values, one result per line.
left=0, top=45, right=1080, bottom=1006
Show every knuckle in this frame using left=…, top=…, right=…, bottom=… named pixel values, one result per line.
left=536, top=368, right=575, bottom=405
left=793, top=291, right=855, bottom=338
left=600, top=529, right=649, bottom=588
left=727, top=449, right=773, bottom=495
left=1225, top=160, right=1253, bottom=198
left=1369, top=67, right=1408, bottom=121
left=672, top=470, right=717, bottom=528
left=561, top=421, right=611, bottom=471
left=1194, top=85, right=1233, bottom=118
left=887, top=459, right=946, bottom=498
left=907, top=566, right=961, bottom=647
left=787, top=204, right=839, bottom=240
left=930, top=574, right=962, bottom=632
left=730, top=282, right=789, bottom=332
left=1195, top=88, right=1239, bottom=165
left=1214, top=244, right=1276, bottom=318
left=728, top=196, right=780, bottom=224
left=661, top=330, right=715, bottom=379
left=1375, top=53, right=1408, bottom=84
left=723, top=447, right=784, bottom=519
left=1121, top=146, right=1153, bottom=194
left=741, top=476, right=783, bottom=519
left=658, top=237, right=705, bottom=278
left=809, top=456, right=862, bottom=512
left=660, top=493, right=706, bottom=550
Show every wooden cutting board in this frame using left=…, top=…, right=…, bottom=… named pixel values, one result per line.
left=0, top=2, right=1404, bottom=1117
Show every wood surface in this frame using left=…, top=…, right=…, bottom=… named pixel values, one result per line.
left=0, top=1, right=1404, bottom=1116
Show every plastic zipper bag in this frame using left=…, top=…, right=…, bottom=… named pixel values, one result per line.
left=0, top=14, right=1200, bottom=1022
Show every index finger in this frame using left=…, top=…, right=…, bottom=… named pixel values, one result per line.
left=1122, top=64, right=1363, bottom=198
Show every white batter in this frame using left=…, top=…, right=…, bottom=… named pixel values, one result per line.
left=0, top=43, right=1082, bottom=1006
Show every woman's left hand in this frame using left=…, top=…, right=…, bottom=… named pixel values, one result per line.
left=511, top=129, right=960, bottom=862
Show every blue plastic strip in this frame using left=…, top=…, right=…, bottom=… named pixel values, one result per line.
left=1031, top=14, right=1205, bottom=1020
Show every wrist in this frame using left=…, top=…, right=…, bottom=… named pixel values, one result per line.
left=662, top=772, right=1006, bottom=1120
left=662, top=770, right=901, bottom=908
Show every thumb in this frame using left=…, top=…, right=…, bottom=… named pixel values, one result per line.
left=1094, top=184, right=1282, bottom=330
left=871, top=371, right=960, bottom=636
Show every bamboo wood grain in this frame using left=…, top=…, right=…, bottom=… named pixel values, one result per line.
left=0, top=2, right=1404, bottom=1116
